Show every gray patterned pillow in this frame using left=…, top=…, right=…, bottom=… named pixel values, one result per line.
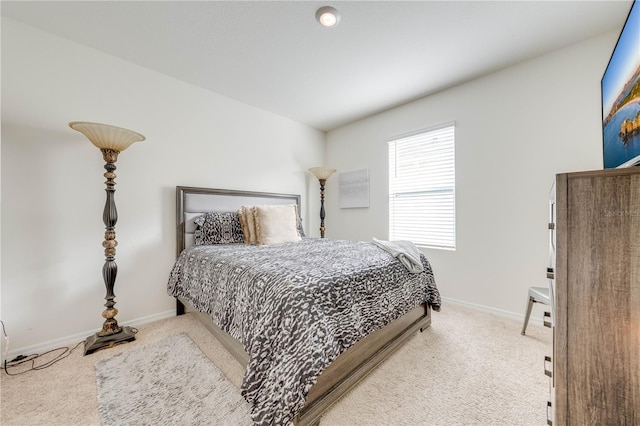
left=194, top=212, right=244, bottom=245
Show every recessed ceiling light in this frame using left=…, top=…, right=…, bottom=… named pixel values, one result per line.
left=316, top=6, right=340, bottom=28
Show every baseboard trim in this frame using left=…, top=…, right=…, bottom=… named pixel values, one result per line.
left=5, top=310, right=175, bottom=361
left=6, top=299, right=543, bottom=360
left=441, top=296, right=544, bottom=327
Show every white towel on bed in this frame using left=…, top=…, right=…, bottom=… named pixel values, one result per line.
left=372, top=237, right=424, bottom=273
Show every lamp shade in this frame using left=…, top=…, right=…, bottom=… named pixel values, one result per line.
left=69, top=121, right=145, bottom=151
left=309, top=167, right=337, bottom=180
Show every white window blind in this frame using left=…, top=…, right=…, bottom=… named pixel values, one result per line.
left=388, top=124, right=455, bottom=249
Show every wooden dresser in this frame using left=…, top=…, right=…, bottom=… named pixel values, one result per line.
left=553, top=167, right=640, bottom=425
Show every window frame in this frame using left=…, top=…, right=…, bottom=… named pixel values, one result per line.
left=387, top=122, right=456, bottom=250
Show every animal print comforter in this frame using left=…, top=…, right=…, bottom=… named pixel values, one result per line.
left=167, top=238, right=441, bottom=425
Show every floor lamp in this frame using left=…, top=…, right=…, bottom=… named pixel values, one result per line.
left=308, top=167, right=336, bottom=238
left=69, top=121, right=145, bottom=355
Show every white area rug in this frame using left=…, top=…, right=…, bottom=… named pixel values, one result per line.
left=95, top=333, right=251, bottom=426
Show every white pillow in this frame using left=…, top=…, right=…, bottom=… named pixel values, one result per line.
left=253, top=204, right=301, bottom=245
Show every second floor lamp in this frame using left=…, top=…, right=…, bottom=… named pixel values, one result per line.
left=308, top=167, right=336, bottom=238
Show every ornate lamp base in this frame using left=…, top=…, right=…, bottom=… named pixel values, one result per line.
left=84, top=326, right=136, bottom=355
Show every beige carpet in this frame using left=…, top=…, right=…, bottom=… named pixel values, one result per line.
left=0, top=303, right=552, bottom=425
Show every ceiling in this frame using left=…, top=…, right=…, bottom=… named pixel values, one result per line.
left=1, top=1, right=633, bottom=131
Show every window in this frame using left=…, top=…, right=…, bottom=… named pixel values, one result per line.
left=388, top=123, right=455, bottom=249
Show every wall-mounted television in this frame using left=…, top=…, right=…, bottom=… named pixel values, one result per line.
left=602, top=0, right=640, bottom=168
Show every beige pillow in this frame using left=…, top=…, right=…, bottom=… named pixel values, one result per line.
left=253, top=204, right=301, bottom=245
left=237, top=208, right=250, bottom=244
left=239, top=206, right=258, bottom=244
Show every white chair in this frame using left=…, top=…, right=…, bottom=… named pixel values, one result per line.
left=521, top=286, right=550, bottom=335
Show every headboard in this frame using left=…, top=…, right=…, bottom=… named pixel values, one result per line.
left=175, top=186, right=301, bottom=257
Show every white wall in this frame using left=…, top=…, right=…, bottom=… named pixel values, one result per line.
left=0, top=18, right=325, bottom=354
left=0, top=16, right=621, bottom=355
left=324, top=30, right=618, bottom=318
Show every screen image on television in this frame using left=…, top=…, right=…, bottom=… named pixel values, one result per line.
left=602, top=0, right=640, bottom=168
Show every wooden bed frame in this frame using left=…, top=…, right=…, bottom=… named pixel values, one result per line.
left=174, top=186, right=432, bottom=426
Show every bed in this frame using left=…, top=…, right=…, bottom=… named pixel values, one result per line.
left=168, top=186, right=441, bottom=425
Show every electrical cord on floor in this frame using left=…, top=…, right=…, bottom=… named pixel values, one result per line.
left=2, top=340, right=84, bottom=376
left=1, top=322, right=139, bottom=375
